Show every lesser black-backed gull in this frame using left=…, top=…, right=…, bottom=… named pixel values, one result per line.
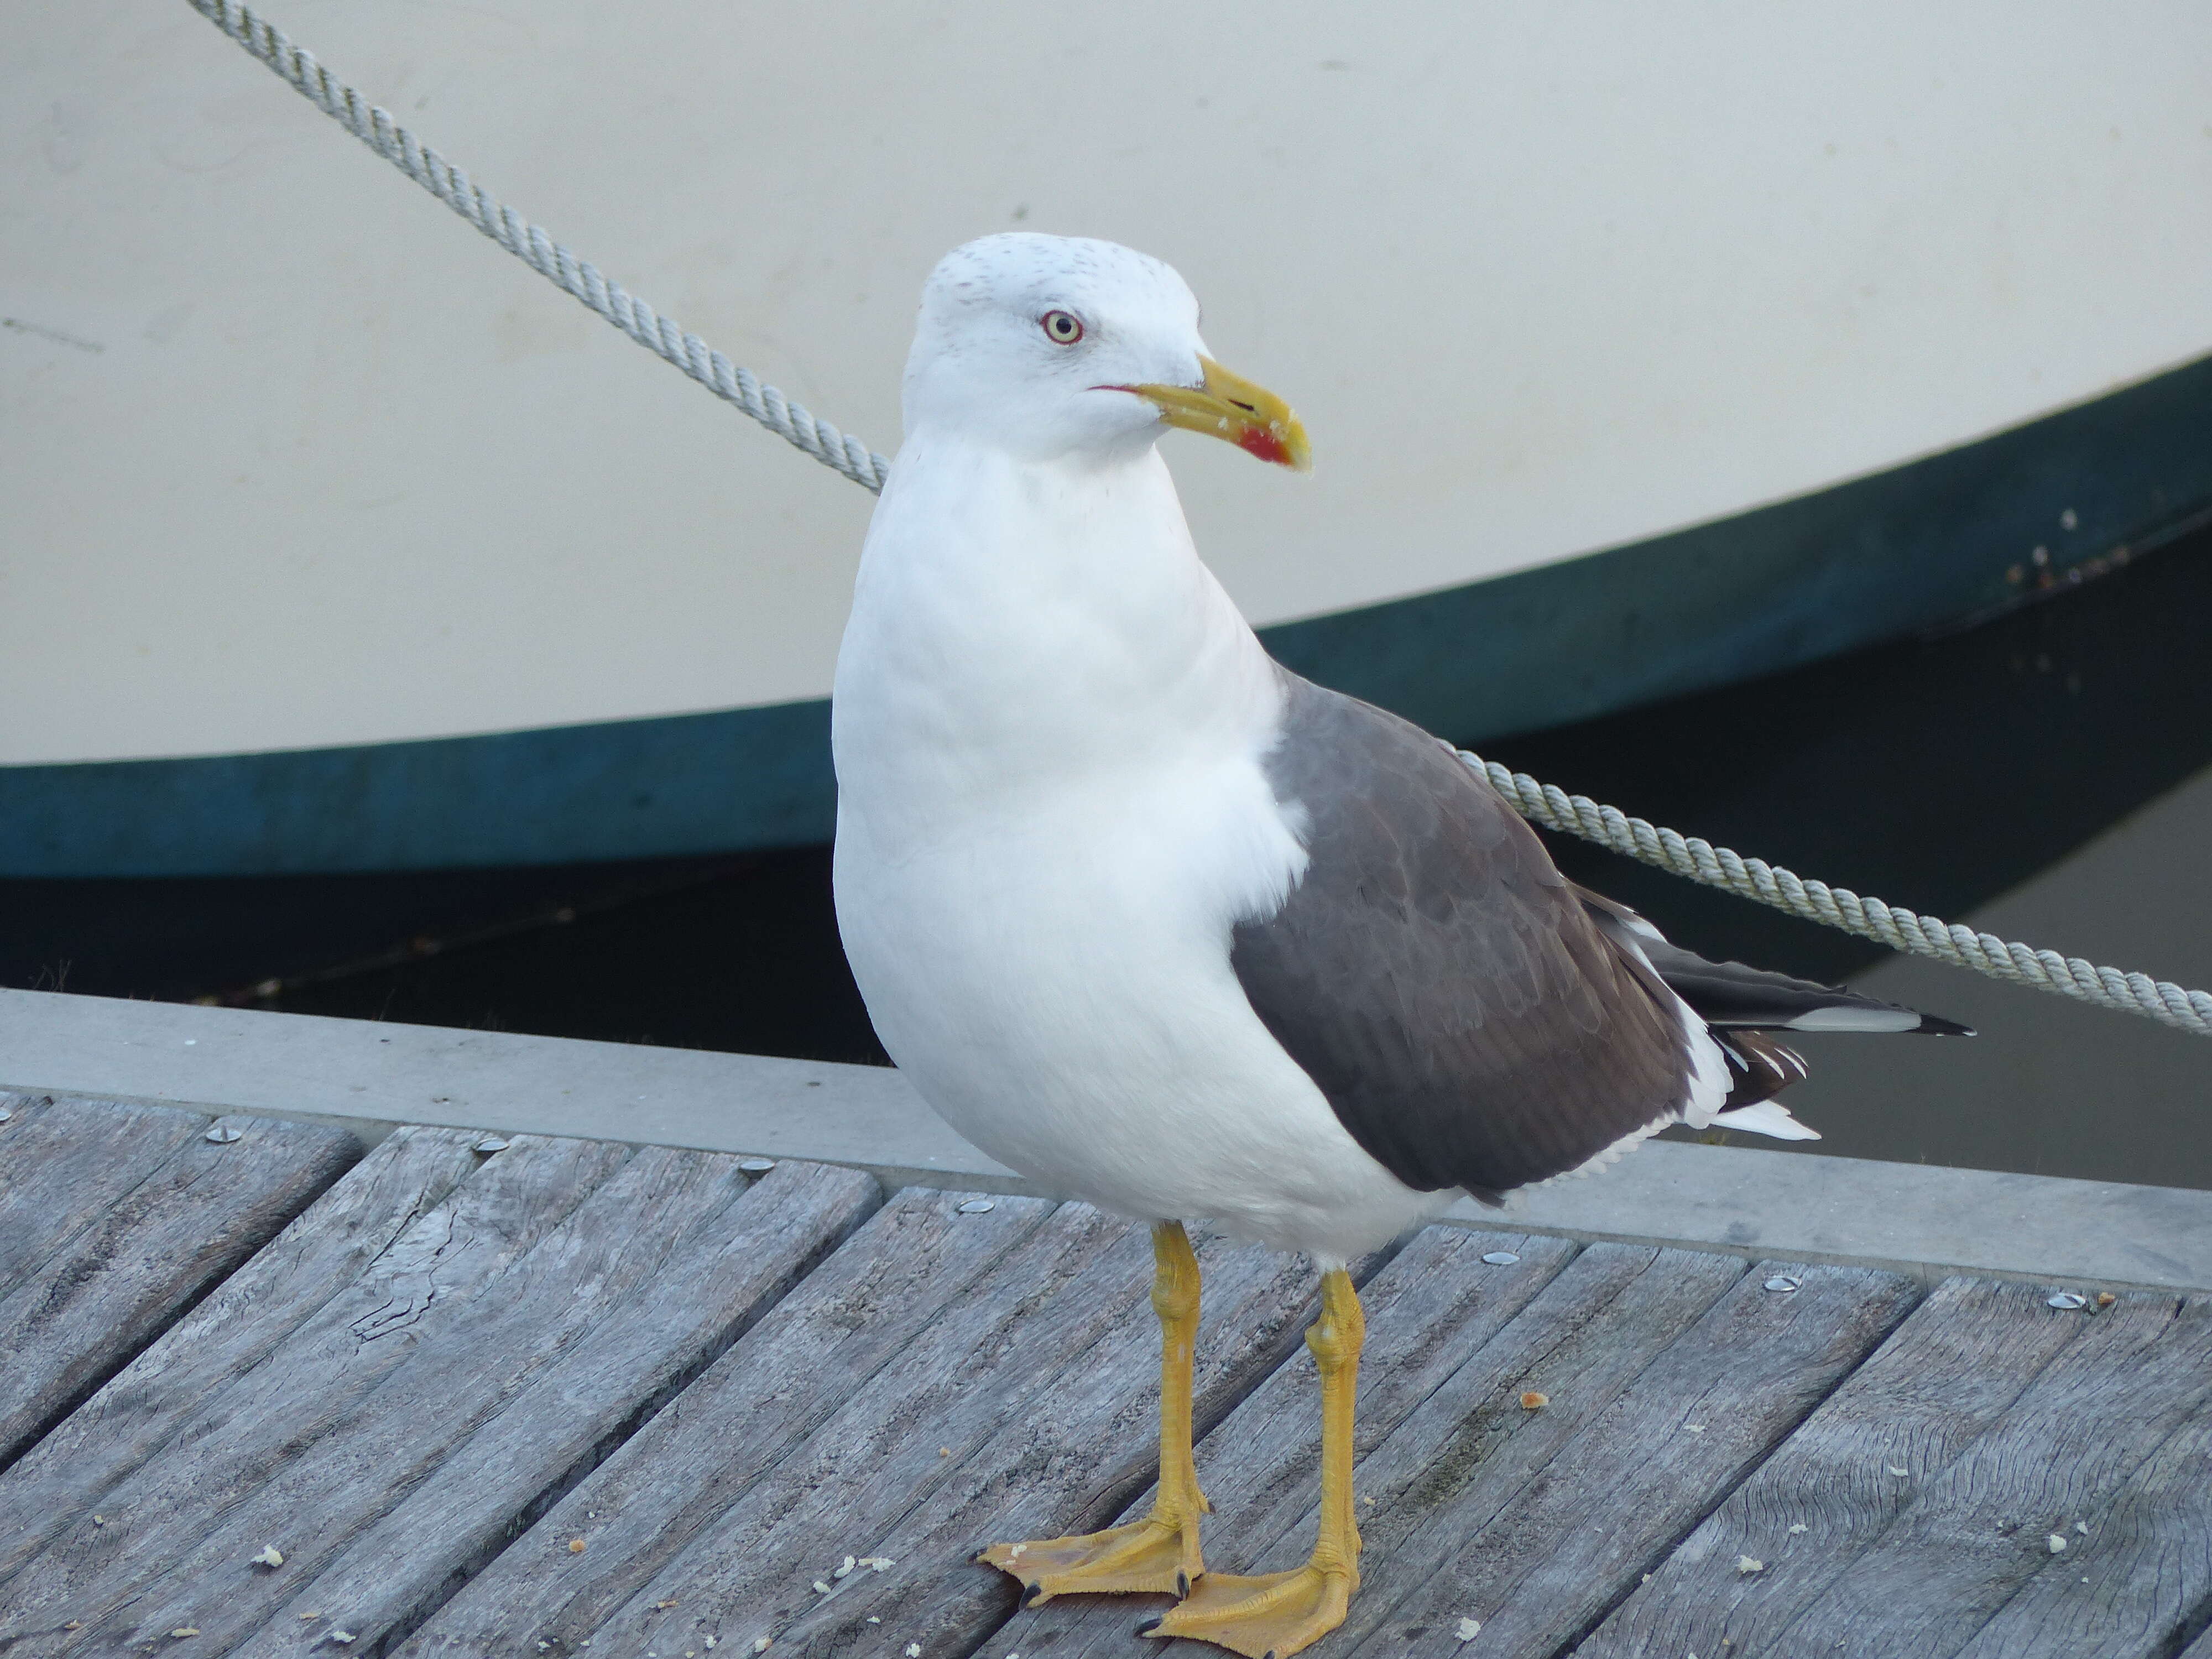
left=830, top=233, right=1965, bottom=1657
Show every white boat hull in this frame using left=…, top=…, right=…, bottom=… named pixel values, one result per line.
left=4, top=1, right=2209, bottom=870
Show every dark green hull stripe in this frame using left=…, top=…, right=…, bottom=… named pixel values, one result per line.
left=9, top=352, right=2211, bottom=876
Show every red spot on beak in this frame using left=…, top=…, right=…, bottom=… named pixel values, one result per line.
left=1235, top=425, right=1290, bottom=466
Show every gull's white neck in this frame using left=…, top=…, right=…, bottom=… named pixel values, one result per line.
left=832, top=428, right=1282, bottom=853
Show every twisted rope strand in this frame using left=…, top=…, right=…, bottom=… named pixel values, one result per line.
left=187, top=0, right=2212, bottom=1039
left=1460, top=752, right=2212, bottom=1038
left=189, top=0, right=891, bottom=492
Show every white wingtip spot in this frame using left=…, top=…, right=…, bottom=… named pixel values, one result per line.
left=1712, top=1099, right=1823, bottom=1141
left=1786, top=1006, right=1922, bottom=1033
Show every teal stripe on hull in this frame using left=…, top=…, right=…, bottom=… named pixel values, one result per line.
left=10, top=352, right=2211, bottom=877
left=2, top=699, right=838, bottom=878
left=1264, top=350, right=2212, bottom=738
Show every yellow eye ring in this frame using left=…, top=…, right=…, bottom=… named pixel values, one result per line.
left=1041, top=310, right=1084, bottom=345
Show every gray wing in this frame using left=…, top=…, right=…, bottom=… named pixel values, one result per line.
left=1230, top=674, right=1698, bottom=1202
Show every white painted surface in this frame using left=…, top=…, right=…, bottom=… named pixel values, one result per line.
left=7, top=2, right=2211, bottom=765
left=4, top=987, right=2208, bottom=1292
left=0, top=986, right=1003, bottom=1182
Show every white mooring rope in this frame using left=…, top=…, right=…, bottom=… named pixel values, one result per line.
left=189, top=0, right=2212, bottom=1040
left=185, top=0, right=890, bottom=492
left=1461, top=755, right=2212, bottom=1039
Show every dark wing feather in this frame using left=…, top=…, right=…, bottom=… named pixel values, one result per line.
left=1230, top=674, right=1698, bottom=1202
left=1710, top=1029, right=1811, bottom=1109
left=1574, top=886, right=1971, bottom=1036
left=1634, top=940, right=1970, bottom=1034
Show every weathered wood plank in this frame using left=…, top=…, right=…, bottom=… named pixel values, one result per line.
left=0, top=1108, right=362, bottom=1472
left=118, top=1157, right=881, bottom=1658
left=0, top=1094, right=210, bottom=1302
left=398, top=1187, right=1061, bottom=1656
left=1752, top=1291, right=2212, bottom=1658
left=0, top=1125, right=484, bottom=1585
left=1338, top=1260, right=1919, bottom=1657
left=0, top=1132, right=634, bottom=1644
left=33, top=1144, right=809, bottom=1653
left=1575, top=1276, right=2091, bottom=1659
left=1951, top=1386, right=2212, bottom=1659
left=965, top=1228, right=1592, bottom=1659
left=563, top=1207, right=1349, bottom=1659
left=983, top=1240, right=1749, bottom=1659
left=763, top=1228, right=1496, bottom=1659
left=1140, top=1230, right=1580, bottom=1568
left=0, top=1093, right=54, bottom=1157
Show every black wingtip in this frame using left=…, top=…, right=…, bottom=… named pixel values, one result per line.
left=1914, top=1013, right=1976, bottom=1037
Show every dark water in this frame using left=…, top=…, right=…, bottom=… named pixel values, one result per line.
left=8, top=527, right=2210, bottom=1190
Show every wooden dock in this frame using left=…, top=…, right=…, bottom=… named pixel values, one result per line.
left=3, top=1087, right=2209, bottom=1659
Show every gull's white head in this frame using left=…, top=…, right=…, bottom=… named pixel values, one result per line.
left=901, top=233, right=1309, bottom=471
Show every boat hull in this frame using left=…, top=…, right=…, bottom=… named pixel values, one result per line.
left=10, top=3, right=2211, bottom=874
left=9, top=351, right=2206, bottom=876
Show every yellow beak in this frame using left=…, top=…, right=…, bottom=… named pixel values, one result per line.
left=1120, top=356, right=1312, bottom=472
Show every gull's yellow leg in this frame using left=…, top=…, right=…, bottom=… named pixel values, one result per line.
left=1140, top=1267, right=1365, bottom=1659
left=976, top=1221, right=1210, bottom=1605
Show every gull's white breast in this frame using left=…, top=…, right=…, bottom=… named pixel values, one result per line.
left=831, top=434, right=1446, bottom=1258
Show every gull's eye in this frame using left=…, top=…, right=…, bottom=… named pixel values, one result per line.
left=1040, top=310, right=1084, bottom=345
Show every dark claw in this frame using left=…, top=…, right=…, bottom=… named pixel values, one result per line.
left=1175, top=1571, right=1191, bottom=1598
left=1135, top=1617, right=1164, bottom=1637
left=1021, top=1583, right=1047, bottom=1609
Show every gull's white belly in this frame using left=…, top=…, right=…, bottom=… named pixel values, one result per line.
left=833, top=769, right=1449, bottom=1260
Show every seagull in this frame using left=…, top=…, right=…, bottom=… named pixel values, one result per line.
left=830, top=233, right=1965, bottom=1657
